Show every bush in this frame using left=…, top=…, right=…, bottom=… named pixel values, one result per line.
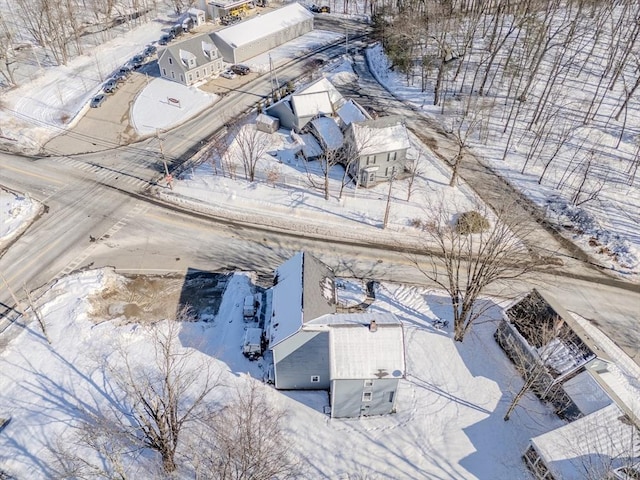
left=455, top=211, right=489, bottom=234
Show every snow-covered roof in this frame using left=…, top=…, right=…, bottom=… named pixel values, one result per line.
left=297, top=77, right=345, bottom=109
left=351, top=116, right=411, bottom=155
left=213, top=3, right=313, bottom=49
left=329, top=314, right=405, bottom=380
left=337, top=99, right=369, bottom=126
left=307, top=311, right=403, bottom=327
left=291, top=91, right=333, bottom=118
left=562, top=370, right=612, bottom=416
left=298, top=133, right=323, bottom=158
left=310, top=116, right=343, bottom=151
left=268, top=252, right=335, bottom=347
left=256, top=113, right=278, bottom=128
left=531, top=404, right=640, bottom=480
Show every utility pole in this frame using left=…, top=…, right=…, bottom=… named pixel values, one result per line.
left=383, top=174, right=395, bottom=229
left=157, top=130, right=173, bottom=190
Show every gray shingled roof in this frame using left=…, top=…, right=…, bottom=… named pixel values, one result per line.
left=302, top=252, right=336, bottom=324
left=158, top=33, right=220, bottom=74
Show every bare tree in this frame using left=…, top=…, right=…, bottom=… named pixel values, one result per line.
left=190, top=381, right=303, bottom=480
left=0, top=14, right=17, bottom=87
left=53, top=308, right=221, bottom=476
left=231, top=123, right=271, bottom=182
left=444, top=109, right=478, bottom=188
left=412, top=199, right=538, bottom=342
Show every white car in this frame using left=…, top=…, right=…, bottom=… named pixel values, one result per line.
left=220, top=69, right=236, bottom=80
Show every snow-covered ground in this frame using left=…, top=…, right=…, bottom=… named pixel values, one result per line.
left=0, top=268, right=567, bottom=479
left=0, top=188, right=41, bottom=248
left=365, top=41, right=640, bottom=279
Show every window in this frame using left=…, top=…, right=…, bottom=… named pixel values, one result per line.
left=171, top=71, right=175, bottom=79
left=168, top=57, right=173, bottom=65
left=388, top=391, right=394, bottom=403
left=388, top=151, right=397, bottom=162
left=180, top=74, right=184, bottom=82
left=311, top=375, right=320, bottom=383
left=188, top=74, right=193, bottom=82
left=369, top=173, right=375, bottom=181
left=364, top=379, right=373, bottom=387
left=362, top=392, right=372, bottom=402
left=196, top=70, right=200, bottom=78
left=162, top=68, right=167, bottom=76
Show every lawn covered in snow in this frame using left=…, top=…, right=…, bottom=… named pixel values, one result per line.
left=0, top=188, right=40, bottom=248
left=0, top=268, right=565, bottom=479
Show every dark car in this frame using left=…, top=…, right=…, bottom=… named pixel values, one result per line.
left=103, top=78, right=118, bottom=93
left=159, top=34, right=172, bottom=46
left=310, top=4, right=330, bottom=12
left=118, top=64, right=133, bottom=76
left=90, top=94, right=106, bottom=108
left=231, top=64, right=250, bottom=75
left=131, top=54, right=146, bottom=69
left=113, top=71, right=128, bottom=83
left=170, top=25, right=183, bottom=37
left=143, top=44, right=157, bottom=57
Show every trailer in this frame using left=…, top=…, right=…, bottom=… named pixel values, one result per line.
left=243, top=294, right=258, bottom=321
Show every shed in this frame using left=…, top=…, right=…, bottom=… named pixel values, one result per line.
left=187, top=8, right=206, bottom=26
left=256, top=113, right=279, bottom=133
left=212, top=3, right=313, bottom=64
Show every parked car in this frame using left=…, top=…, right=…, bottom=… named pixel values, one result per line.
left=131, top=54, right=146, bottom=69
left=118, top=64, right=133, bottom=76
left=103, top=79, right=118, bottom=93
left=143, top=44, right=157, bottom=57
left=230, top=64, right=250, bottom=75
left=113, top=72, right=127, bottom=83
left=90, top=94, right=106, bottom=108
left=220, top=69, right=236, bottom=79
left=255, top=0, right=268, bottom=6
left=170, top=25, right=183, bottom=37
left=159, top=34, right=172, bottom=46
left=310, top=4, right=330, bottom=12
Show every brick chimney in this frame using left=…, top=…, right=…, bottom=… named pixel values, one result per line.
left=369, top=320, right=377, bottom=332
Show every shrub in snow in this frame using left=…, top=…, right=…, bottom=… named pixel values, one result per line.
left=455, top=211, right=489, bottom=234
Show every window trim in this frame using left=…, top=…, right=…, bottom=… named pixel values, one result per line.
left=310, top=375, right=320, bottom=383
left=362, top=391, right=372, bottom=402
left=364, top=379, right=373, bottom=387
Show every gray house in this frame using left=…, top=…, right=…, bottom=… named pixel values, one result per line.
left=267, top=252, right=405, bottom=418
left=212, top=3, right=313, bottom=64
left=157, top=33, right=224, bottom=86
left=344, top=116, right=411, bottom=188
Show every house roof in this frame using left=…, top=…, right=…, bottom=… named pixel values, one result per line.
left=297, top=77, right=345, bottom=109
left=562, top=370, right=612, bottom=416
left=310, top=116, right=343, bottom=150
left=329, top=313, right=405, bottom=380
left=351, top=116, right=411, bottom=155
left=268, top=252, right=335, bottom=347
left=337, top=99, right=369, bottom=126
left=297, top=133, right=323, bottom=158
left=256, top=113, right=279, bottom=128
left=531, top=403, right=640, bottom=480
left=291, top=91, right=334, bottom=118
left=158, top=33, right=220, bottom=72
left=213, top=3, right=312, bottom=49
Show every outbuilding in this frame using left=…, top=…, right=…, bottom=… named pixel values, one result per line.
left=213, top=2, right=313, bottom=64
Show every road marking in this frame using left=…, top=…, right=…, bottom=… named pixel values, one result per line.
left=1, top=163, right=65, bottom=185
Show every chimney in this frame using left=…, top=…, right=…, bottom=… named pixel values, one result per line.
left=369, top=320, right=377, bottom=333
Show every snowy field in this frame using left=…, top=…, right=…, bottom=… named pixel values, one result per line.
left=0, top=188, right=41, bottom=248
left=0, top=268, right=566, bottom=479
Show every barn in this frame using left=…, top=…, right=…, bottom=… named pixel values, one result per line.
left=212, top=2, right=314, bottom=64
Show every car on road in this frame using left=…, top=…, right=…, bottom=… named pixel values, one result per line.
left=230, top=64, right=250, bottom=75
left=90, top=94, right=106, bottom=108
left=103, top=79, right=119, bottom=93
left=220, top=69, right=236, bottom=80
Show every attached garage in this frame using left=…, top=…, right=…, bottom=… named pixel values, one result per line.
left=213, top=2, right=314, bottom=64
